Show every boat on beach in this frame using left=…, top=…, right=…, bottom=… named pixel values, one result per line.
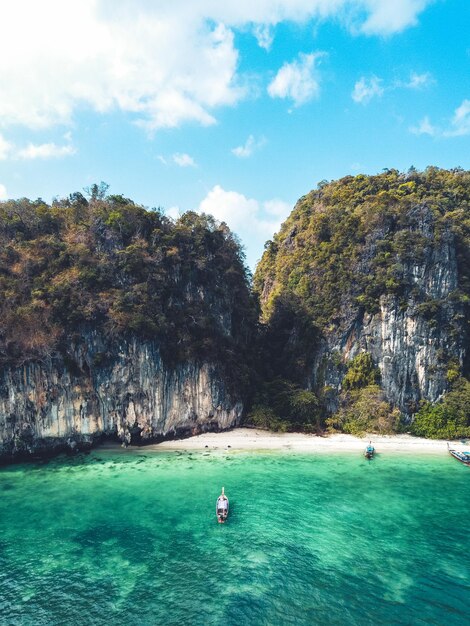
left=447, top=444, right=470, bottom=466
left=364, top=442, right=375, bottom=459
left=216, top=487, right=229, bottom=523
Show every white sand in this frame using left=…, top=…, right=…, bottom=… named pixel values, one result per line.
left=128, top=428, right=467, bottom=455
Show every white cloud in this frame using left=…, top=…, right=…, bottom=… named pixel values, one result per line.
left=0, top=184, right=7, bottom=200
left=410, top=115, right=436, bottom=136
left=360, top=0, right=431, bottom=35
left=173, top=153, right=196, bottom=167
left=165, top=206, right=181, bottom=220
left=17, top=142, right=76, bottom=160
left=0, top=132, right=75, bottom=160
left=253, top=24, right=274, bottom=50
left=445, top=99, right=470, bottom=137
left=352, top=76, right=384, bottom=104
left=199, top=185, right=261, bottom=232
left=0, top=3, right=240, bottom=132
left=353, top=70, right=433, bottom=106
left=0, top=134, right=12, bottom=160
left=0, top=2, right=432, bottom=133
left=268, top=52, right=324, bottom=107
left=405, top=71, right=433, bottom=89
left=410, top=100, right=470, bottom=138
left=263, top=199, right=292, bottom=216
left=232, top=135, right=265, bottom=158
left=198, top=184, right=292, bottom=267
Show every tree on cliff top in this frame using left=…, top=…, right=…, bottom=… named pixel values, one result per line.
left=0, top=188, right=257, bottom=392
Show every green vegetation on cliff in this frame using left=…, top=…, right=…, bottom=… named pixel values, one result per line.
left=1, top=170, right=470, bottom=440
left=255, top=167, right=470, bottom=327
left=410, top=377, right=470, bottom=439
left=326, top=354, right=401, bottom=436
left=0, top=184, right=257, bottom=389
left=253, top=167, right=470, bottom=437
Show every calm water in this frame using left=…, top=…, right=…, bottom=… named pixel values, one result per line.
left=0, top=448, right=469, bottom=626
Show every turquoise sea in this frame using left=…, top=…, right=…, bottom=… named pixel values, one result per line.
left=0, top=448, right=469, bottom=626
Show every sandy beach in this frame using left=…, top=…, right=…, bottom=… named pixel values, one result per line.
left=115, top=428, right=467, bottom=455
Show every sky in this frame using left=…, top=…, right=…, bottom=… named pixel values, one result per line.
left=0, top=0, right=469, bottom=269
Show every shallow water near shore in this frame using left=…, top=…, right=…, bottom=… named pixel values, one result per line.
left=1, top=449, right=469, bottom=625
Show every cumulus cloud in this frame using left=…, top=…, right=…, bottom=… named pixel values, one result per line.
left=172, top=153, right=197, bottom=167
left=0, top=184, right=7, bottom=200
left=0, top=134, right=12, bottom=160
left=354, top=70, right=433, bottom=105
left=0, top=1, right=432, bottom=133
left=0, top=2, right=240, bottom=132
left=253, top=24, right=274, bottom=50
left=231, top=135, right=266, bottom=158
left=445, top=99, right=470, bottom=137
left=263, top=199, right=292, bottom=217
left=198, top=184, right=291, bottom=267
left=198, top=185, right=290, bottom=235
left=268, top=52, right=324, bottom=107
left=17, top=142, right=76, bottom=160
left=410, top=115, right=436, bottom=136
left=199, top=185, right=263, bottom=232
left=0, top=133, right=75, bottom=160
left=410, top=100, right=470, bottom=138
left=405, top=71, right=433, bottom=89
left=359, top=0, right=431, bottom=35
left=165, top=206, right=182, bottom=220
left=352, top=76, right=384, bottom=104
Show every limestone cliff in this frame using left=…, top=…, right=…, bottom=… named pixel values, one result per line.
left=254, top=168, right=470, bottom=421
left=0, top=331, right=242, bottom=462
left=0, top=193, right=255, bottom=461
left=2, top=171, right=469, bottom=456
left=314, top=205, right=465, bottom=415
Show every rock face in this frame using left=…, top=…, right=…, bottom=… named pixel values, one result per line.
left=0, top=196, right=255, bottom=462
left=254, top=170, right=470, bottom=420
left=0, top=331, right=242, bottom=462
left=317, top=210, right=464, bottom=415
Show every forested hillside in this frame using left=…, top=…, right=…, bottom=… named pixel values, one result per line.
left=1, top=169, right=469, bottom=460
left=253, top=167, right=470, bottom=438
left=0, top=184, right=256, bottom=386
left=0, top=185, right=259, bottom=459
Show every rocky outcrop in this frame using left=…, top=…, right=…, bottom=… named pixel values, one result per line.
left=0, top=331, right=242, bottom=462
left=315, top=206, right=465, bottom=416
left=0, top=196, right=255, bottom=462
left=255, top=169, right=470, bottom=422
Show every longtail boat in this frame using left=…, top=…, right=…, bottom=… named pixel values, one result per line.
left=216, top=487, right=229, bottom=523
left=447, top=444, right=470, bottom=466
left=364, top=442, right=375, bottom=459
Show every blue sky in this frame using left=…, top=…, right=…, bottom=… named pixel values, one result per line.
left=0, top=0, right=469, bottom=268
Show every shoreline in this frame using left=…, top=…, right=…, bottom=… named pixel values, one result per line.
left=100, top=428, right=467, bottom=455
